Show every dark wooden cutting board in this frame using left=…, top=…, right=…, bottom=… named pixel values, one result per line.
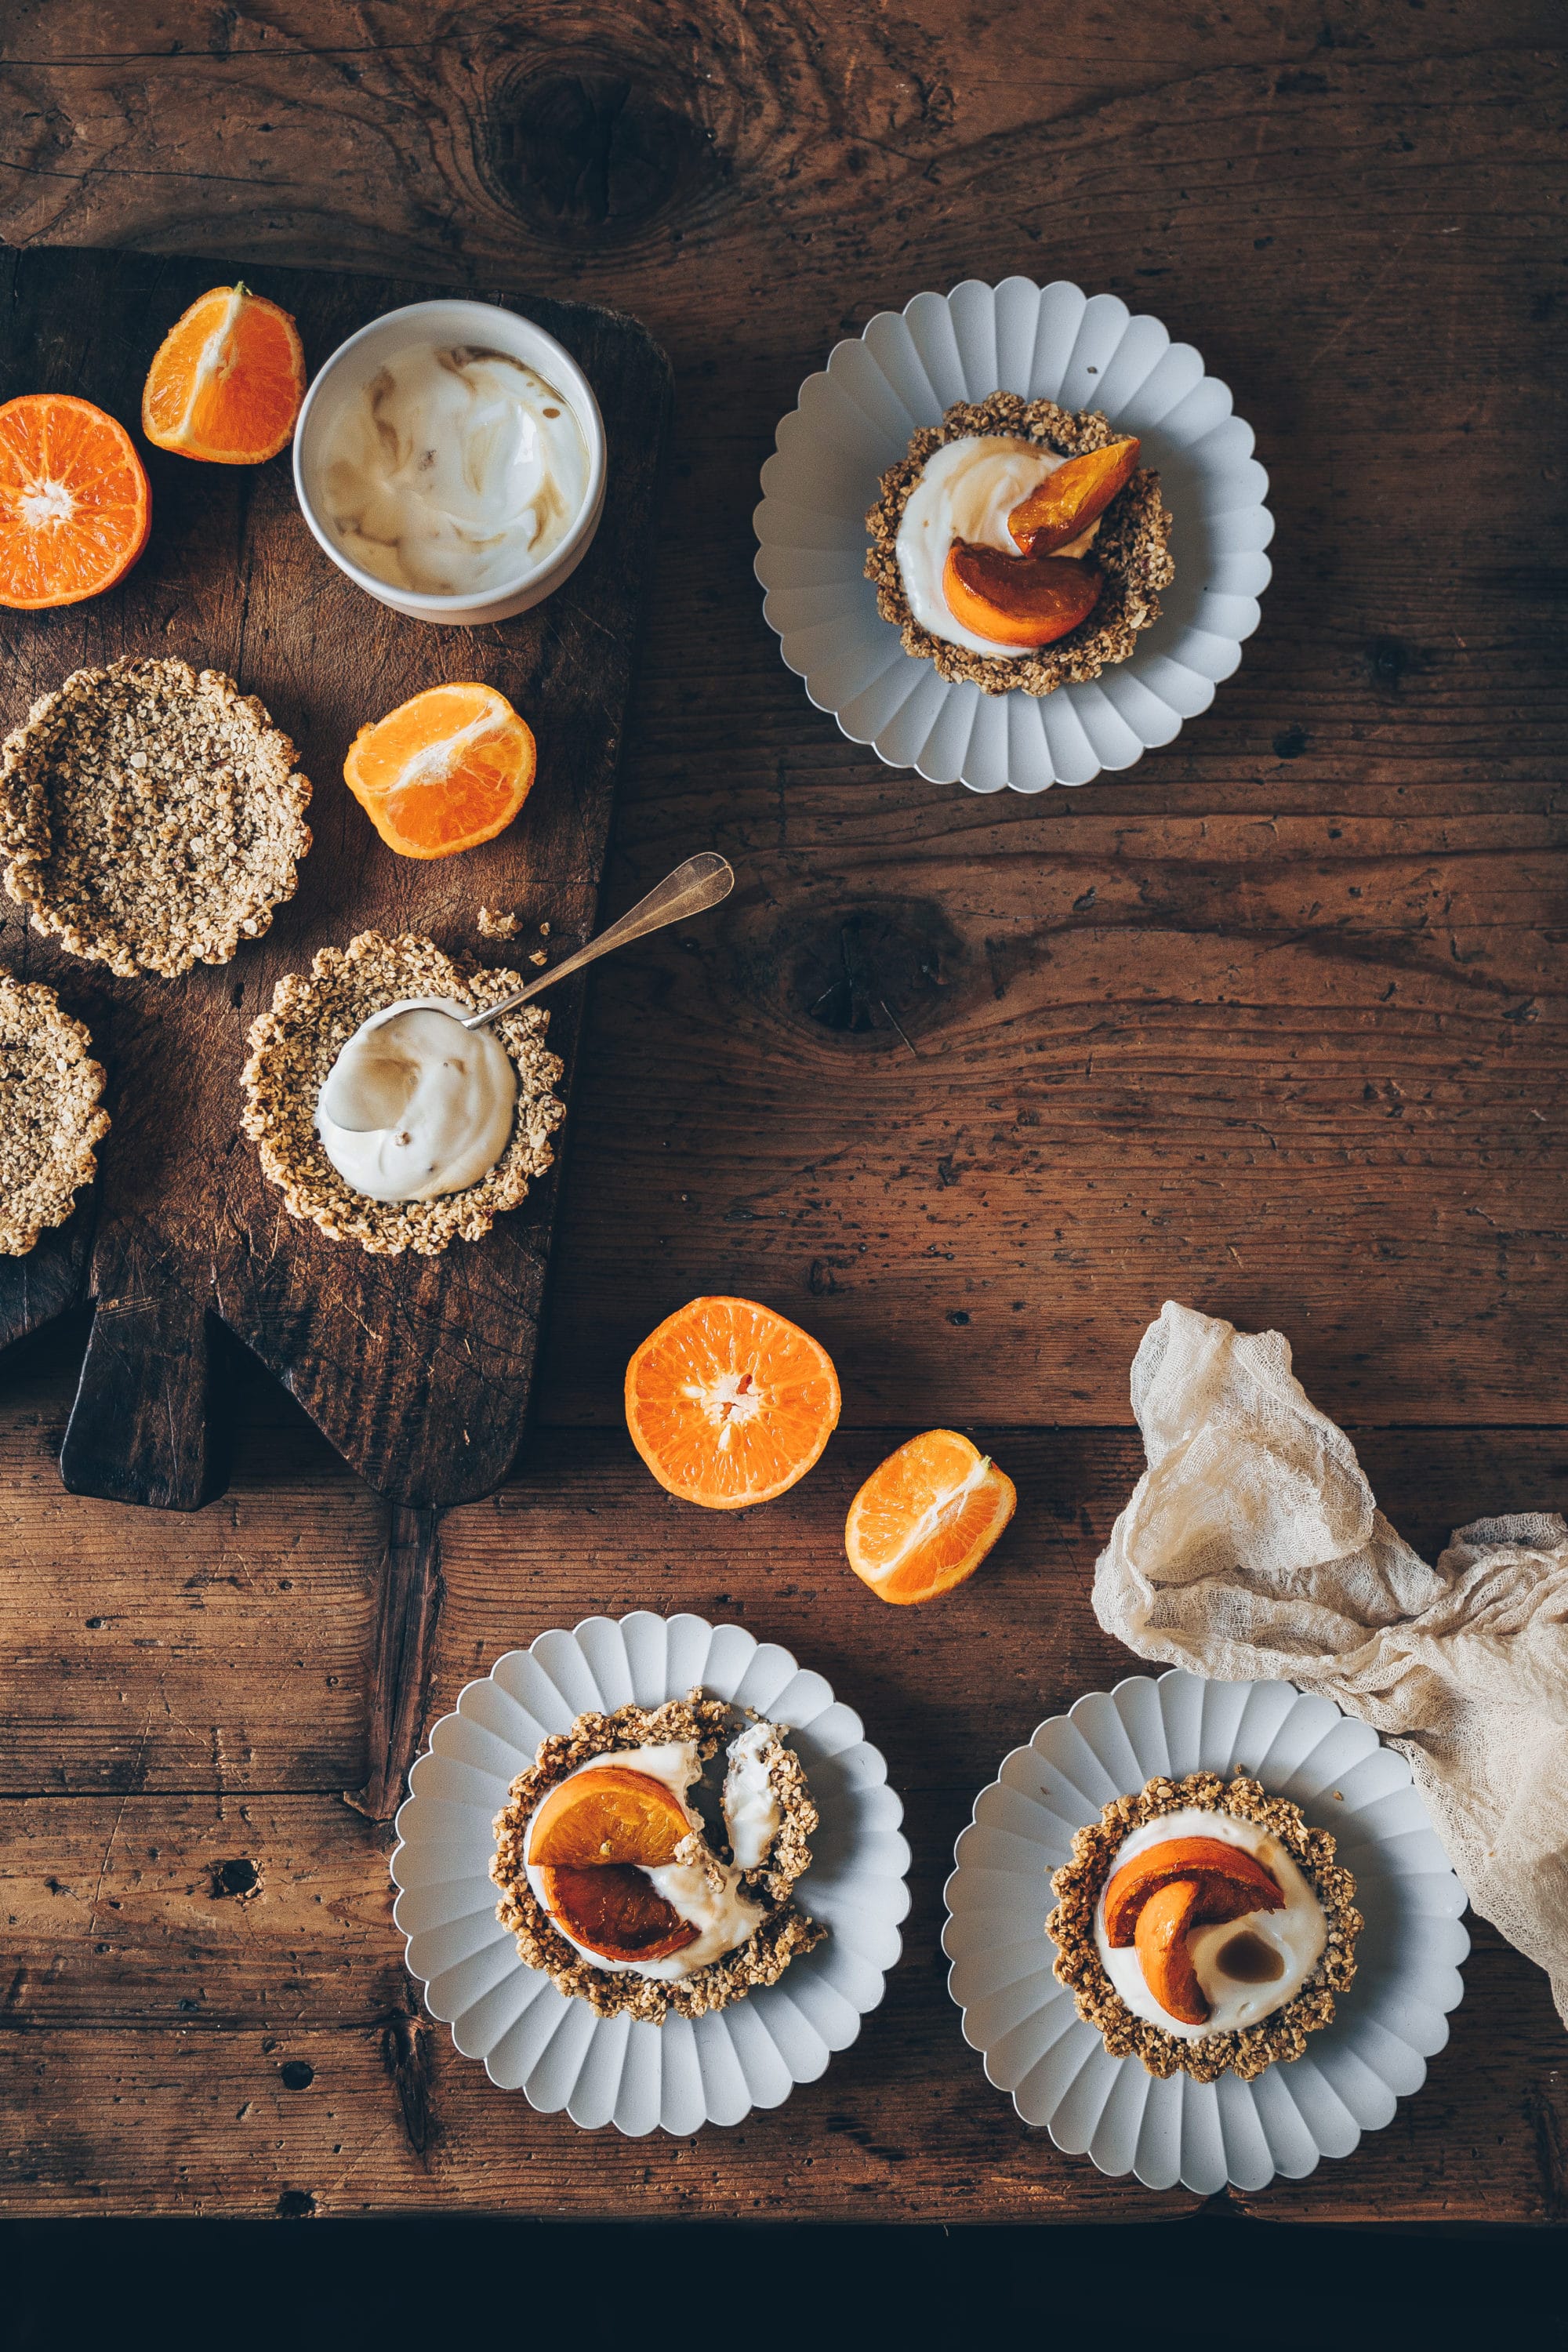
left=0, top=247, right=670, bottom=1512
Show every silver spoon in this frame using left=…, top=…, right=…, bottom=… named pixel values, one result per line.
left=460, top=850, right=734, bottom=1029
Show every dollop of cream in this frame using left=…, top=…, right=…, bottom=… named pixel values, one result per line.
left=1094, top=1806, right=1328, bottom=2040
left=723, top=1722, right=782, bottom=1871
left=894, top=432, right=1102, bottom=656
left=315, top=997, right=516, bottom=1203
left=523, top=1730, right=789, bottom=1980
left=320, top=344, right=588, bottom=596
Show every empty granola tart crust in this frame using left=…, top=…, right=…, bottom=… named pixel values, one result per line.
left=0, top=975, right=111, bottom=1255
left=1046, top=1773, right=1362, bottom=2083
left=240, top=929, right=564, bottom=1258
left=865, top=391, right=1174, bottom=697
left=0, top=657, right=311, bottom=978
left=491, top=1692, right=826, bottom=2024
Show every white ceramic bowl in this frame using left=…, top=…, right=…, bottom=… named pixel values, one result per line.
left=390, top=1611, right=911, bottom=2133
left=754, top=278, right=1272, bottom=793
left=944, top=1668, right=1468, bottom=2192
left=293, top=298, right=607, bottom=626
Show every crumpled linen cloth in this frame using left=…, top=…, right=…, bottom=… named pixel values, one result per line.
left=1093, top=1299, right=1568, bottom=2027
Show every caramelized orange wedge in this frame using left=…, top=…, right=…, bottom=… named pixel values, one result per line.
left=1007, top=436, right=1140, bottom=557
left=942, top=543, right=1102, bottom=650
left=1134, top=1877, right=1210, bottom=2024
left=528, top=1766, right=690, bottom=1871
left=1104, top=1835, right=1283, bottom=1947
left=537, top=1861, right=699, bottom=1964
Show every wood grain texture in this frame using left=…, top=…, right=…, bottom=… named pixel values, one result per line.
left=0, top=245, right=671, bottom=1508
left=0, top=0, right=1563, bottom=2227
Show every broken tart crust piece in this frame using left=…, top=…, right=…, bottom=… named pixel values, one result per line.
left=864, top=390, right=1174, bottom=699
left=0, top=656, right=311, bottom=978
left=0, top=974, right=111, bottom=1255
left=1046, top=1772, right=1362, bottom=2083
left=491, top=1693, right=825, bottom=2023
left=240, top=928, right=564, bottom=1258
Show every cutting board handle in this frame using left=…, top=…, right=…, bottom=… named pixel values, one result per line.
left=60, top=1289, right=223, bottom=1512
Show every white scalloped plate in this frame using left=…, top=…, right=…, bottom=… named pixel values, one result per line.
left=754, top=277, right=1272, bottom=793
left=943, top=1668, right=1468, bottom=2192
left=390, top=1611, right=910, bottom=2134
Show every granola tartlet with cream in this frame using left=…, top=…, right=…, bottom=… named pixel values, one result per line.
left=1046, top=1772, right=1361, bottom=2083
left=0, top=974, right=111, bottom=1254
left=240, top=928, right=564, bottom=1258
left=865, top=391, right=1174, bottom=697
left=490, top=1692, right=824, bottom=2023
left=0, top=657, right=311, bottom=977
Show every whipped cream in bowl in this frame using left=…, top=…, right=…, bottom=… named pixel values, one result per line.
left=294, top=298, right=606, bottom=626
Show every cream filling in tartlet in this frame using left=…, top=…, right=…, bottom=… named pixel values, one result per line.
left=894, top=434, right=1102, bottom=655
left=1094, top=1806, right=1328, bottom=2041
left=522, top=1732, right=780, bottom=1981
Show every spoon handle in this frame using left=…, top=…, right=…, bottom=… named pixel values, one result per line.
left=461, top=852, right=735, bottom=1029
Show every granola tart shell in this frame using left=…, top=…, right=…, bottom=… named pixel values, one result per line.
left=864, top=391, right=1174, bottom=698
left=0, top=974, right=111, bottom=1255
left=240, top=928, right=564, bottom=1258
left=1045, top=1772, right=1362, bottom=2083
left=490, top=1693, right=825, bottom=2024
left=0, top=657, right=311, bottom=978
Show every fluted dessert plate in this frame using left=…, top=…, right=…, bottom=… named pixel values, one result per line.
left=391, top=1611, right=909, bottom=2133
left=943, top=1669, right=1468, bottom=2193
left=755, top=277, right=1272, bottom=793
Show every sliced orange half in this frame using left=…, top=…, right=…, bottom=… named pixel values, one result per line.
left=343, top=682, right=536, bottom=859
left=528, top=1766, right=690, bottom=1870
left=844, top=1428, right=1016, bottom=1605
left=0, top=394, right=151, bottom=610
left=625, top=1296, right=841, bottom=1510
left=141, top=282, right=305, bottom=464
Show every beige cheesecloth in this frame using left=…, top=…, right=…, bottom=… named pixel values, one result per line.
left=1093, top=1299, right=1568, bottom=2028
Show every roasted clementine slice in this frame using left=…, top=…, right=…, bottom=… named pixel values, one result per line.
left=625, top=1296, right=840, bottom=1510
left=0, top=394, right=150, bottom=610
left=1104, top=1835, right=1283, bottom=1947
left=942, top=543, right=1102, bottom=648
left=343, top=683, right=536, bottom=859
left=537, top=1862, right=699, bottom=1964
left=1007, top=437, right=1140, bottom=556
left=528, top=1766, right=690, bottom=1870
left=1134, top=1877, right=1210, bottom=2024
left=844, top=1428, right=1015, bottom=1605
left=141, top=282, right=305, bottom=464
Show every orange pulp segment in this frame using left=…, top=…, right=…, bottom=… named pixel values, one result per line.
left=141, top=283, right=305, bottom=464
left=343, top=683, right=537, bottom=859
left=844, top=1428, right=1016, bottom=1605
left=528, top=1766, right=691, bottom=1870
left=0, top=394, right=151, bottom=610
left=625, top=1296, right=841, bottom=1510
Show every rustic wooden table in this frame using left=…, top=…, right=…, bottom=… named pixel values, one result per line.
left=2, top=0, right=1564, bottom=2223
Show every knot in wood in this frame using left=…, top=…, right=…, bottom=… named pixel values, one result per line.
left=791, top=902, right=963, bottom=1053
left=478, top=62, right=727, bottom=246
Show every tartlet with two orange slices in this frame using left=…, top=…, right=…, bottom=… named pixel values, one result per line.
left=490, top=1691, right=824, bottom=2023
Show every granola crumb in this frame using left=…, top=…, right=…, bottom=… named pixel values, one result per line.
left=864, top=392, right=1174, bottom=699
left=538, top=920, right=551, bottom=938
left=528, top=948, right=546, bottom=967
left=0, top=657, right=310, bottom=976
left=490, top=1692, right=825, bottom=2022
left=1044, top=1773, right=1362, bottom=2082
left=240, top=929, right=564, bottom=1258
left=0, top=975, right=111, bottom=1254
left=477, top=905, right=520, bottom=940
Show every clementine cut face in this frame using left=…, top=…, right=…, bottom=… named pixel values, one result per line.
left=844, top=1428, right=1016, bottom=1605
left=624, top=1296, right=841, bottom=1510
left=0, top=395, right=151, bottom=611
left=528, top=1766, right=690, bottom=1871
left=343, top=683, right=537, bottom=859
left=141, top=283, right=305, bottom=465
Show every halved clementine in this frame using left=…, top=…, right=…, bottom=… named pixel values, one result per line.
left=625, top=1296, right=840, bottom=1510
left=343, top=683, right=537, bottom=859
left=0, top=394, right=150, bottom=610
left=844, top=1428, right=1016, bottom=1606
left=1103, top=1836, right=1283, bottom=1947
left=528, top=1766, right=690, bottom=1870
left=141, top=282, right=305, bottom=464
left=1007, top=437, right=1140, bottom=556
left=942, top=543, right=1102, bottom=648
left=538, top=1861, right=699, bottom=1964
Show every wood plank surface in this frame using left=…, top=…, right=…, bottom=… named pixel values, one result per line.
left=0, top=0, right=1563, bottom=2226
